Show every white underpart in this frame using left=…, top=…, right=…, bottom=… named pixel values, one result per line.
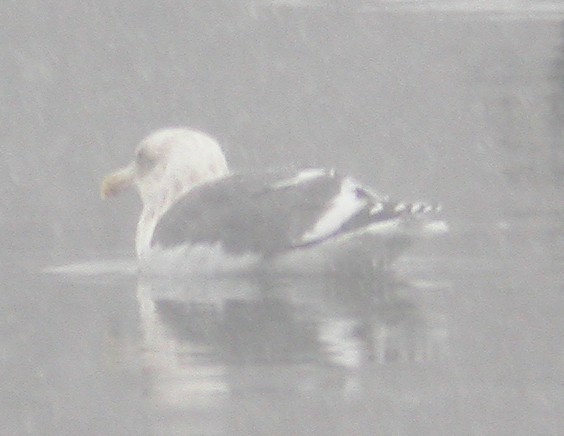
left=420, top=219, right=449, bottom=235
left=300, top=177, right=367, bottom=245
left=134, top=129, right=230, bottom=259
left=365, top=219, right=403, bottom=235
left=270, top=168, right=329, bottom=189
left=141, top=242, right=261, bottom=276
left=362, top=216, right=449, bottom=237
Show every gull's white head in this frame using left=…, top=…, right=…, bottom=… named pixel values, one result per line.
left=101, top=127, right=230, bottom=257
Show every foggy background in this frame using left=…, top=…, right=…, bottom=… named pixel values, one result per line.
left=2, top=2, right=564, bottom=435
left=2, top=1, right=563, bottom=256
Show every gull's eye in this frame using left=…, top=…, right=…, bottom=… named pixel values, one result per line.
left=135, top=149, right=157, bottom=173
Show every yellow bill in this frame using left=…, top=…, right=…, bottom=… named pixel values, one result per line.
left=101, top=164, right=136, bottom=199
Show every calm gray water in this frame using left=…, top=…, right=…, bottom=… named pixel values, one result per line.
left=2, top=222, right=563, bottom=435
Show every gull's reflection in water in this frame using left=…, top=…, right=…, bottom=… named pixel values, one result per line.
left=135, top=272, right=449, bottom=434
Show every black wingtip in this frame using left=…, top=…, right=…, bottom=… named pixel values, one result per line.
left=369, top=201, right=441, bottom=221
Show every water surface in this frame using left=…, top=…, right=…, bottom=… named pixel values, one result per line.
left=3, top=222, right=562, bottom=435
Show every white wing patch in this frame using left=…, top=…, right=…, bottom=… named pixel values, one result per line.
left=270, top=168, right=328, bottom=190
left=370, top=203, right=384, bottom=215
left=394, top=202, right=407, bottom=213
left=300, top=177, right=367, bottom=245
